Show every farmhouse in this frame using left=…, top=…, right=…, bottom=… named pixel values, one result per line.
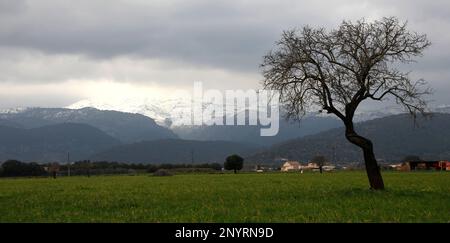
left=322, top=165, right=336, bottom=171
left=281, top=161, right=302, bottom=171
left=390, top=163, right=410, bottom=171
left=280, top=161, right=332, bottom=172
left=393, top=160, right=450, bottom=171
left=306, top=162, right=319, bottom=169
left=408, top=160, right=450, bottom=171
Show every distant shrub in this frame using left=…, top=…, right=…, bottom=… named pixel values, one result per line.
left=147, top=163, right=222, bottom=173
left=1, top=160, right=46, bottom=177
left=224, top=154, right=244, bottom=174
left=147, top=165, right=159, bottom=173
left=153, top=169, right=173, bottom=176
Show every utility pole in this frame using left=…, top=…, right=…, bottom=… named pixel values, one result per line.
left=67, top=152, right=71, bottom=177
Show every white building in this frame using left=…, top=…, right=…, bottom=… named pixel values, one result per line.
left=281, top=161, right=302, bottom=172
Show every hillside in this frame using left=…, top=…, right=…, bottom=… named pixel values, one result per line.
left=91, top=139, right=259, bottom=164
left=246, top=113, right=450, bottom=164
left=0, top=123, right=120, bottom=162
left=0, top=107, right=177, bottom=143
left=172, top=115, right=341, bottom=146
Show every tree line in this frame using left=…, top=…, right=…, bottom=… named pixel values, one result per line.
left=0, top=159, right=223, bottom=177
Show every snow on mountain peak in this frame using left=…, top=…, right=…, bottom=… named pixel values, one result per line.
left=68, top=97, right=196, bottom=126
left=0, top=107, right=30, bottom=114
left=67, top=97, right=450, bottom=127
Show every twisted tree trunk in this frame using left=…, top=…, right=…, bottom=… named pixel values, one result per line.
left=345, top=123, right=385, bottom=190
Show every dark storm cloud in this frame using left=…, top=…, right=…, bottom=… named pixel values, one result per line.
left=0, top=0, right=449, bottom=105
left=1, top=0, right=448, bottom=71
left=1, top=0, right=449, bottom=73
left=0, top=0, right=336, bottom=72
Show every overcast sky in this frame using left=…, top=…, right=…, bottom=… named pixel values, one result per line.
left=0, top=0, right=449, bottom=109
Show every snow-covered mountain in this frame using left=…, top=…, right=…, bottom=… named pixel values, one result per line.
left=0, top=99, right=446, bottom=147
left=68, top=97, right=192, bottom=127
left=65, top=97, right=450, bottom=147
left=0, top=107, right=176, bottom=143
left=67, top=96, right=279, bottom=127
left=67, top=97, right=443, bottom=126
left=434, top=104, right=450, bottom=114
left=353, top=107, right=404, bottom=122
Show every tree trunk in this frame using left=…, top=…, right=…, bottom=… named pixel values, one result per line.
left=234, top=169, right=237, bottom=174
left=345, top=124, right=385, bottom=190
left=319, top=166, right=323, bottom=174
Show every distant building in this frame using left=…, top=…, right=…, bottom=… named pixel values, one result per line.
left=445, top=161, right=450, bottom=171
left=322, top=165, right=336, bottom=171
left=393, top=160, right=450, bottom=171
left=396, top=162, right=411, bottom=171
left=281, top=161, right=301, bottom=172
left=253, top=164, right=272, bottom=172
left=280, top=161, right=338, bottom=172
left=306, top=162, right=319, bottom=169
left=408, top=160, right=449, bottom=171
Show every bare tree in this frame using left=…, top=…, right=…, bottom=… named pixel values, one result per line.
left=311, top=155, right=327, bottom=174
left=262, top=17, right=431, bottom=190
left=48, top=162, right=60, bottom=179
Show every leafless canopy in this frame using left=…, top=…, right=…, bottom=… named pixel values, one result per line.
left=262, top=17, right=431, bottom=123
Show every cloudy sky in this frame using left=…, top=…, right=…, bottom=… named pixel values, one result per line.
left=0, top=0, right=449, bottom=109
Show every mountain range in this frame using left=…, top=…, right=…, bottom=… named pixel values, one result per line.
left=67, top=97, right=450, bottom=146
left=172, top=115, right=341, bottom=146
left=1, top=102, right=450, bottom=165
left=69, top=96, right=439, bottom=126
left=0, top=107, right=176, bottom=143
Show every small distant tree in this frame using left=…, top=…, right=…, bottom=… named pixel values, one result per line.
left=84, top=160, right=92, bottom=177
left=147, top=165, right=158, bottom=173
left=224, top=154, right=244, bottom=174
left=311, top=155, right=327, bottom=174
left=74, top=160, right=93, bottom=177
left=1, top=160, right=46, bottom=177
left=1, top=160, right=24, bottom=177
left=48, top=162, right=60, bottom=179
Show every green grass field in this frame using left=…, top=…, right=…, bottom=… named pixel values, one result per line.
left=0, top=171, right=449, bottom=222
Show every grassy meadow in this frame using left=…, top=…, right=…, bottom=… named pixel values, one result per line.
left=0, top=171, right=449, bottom=222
